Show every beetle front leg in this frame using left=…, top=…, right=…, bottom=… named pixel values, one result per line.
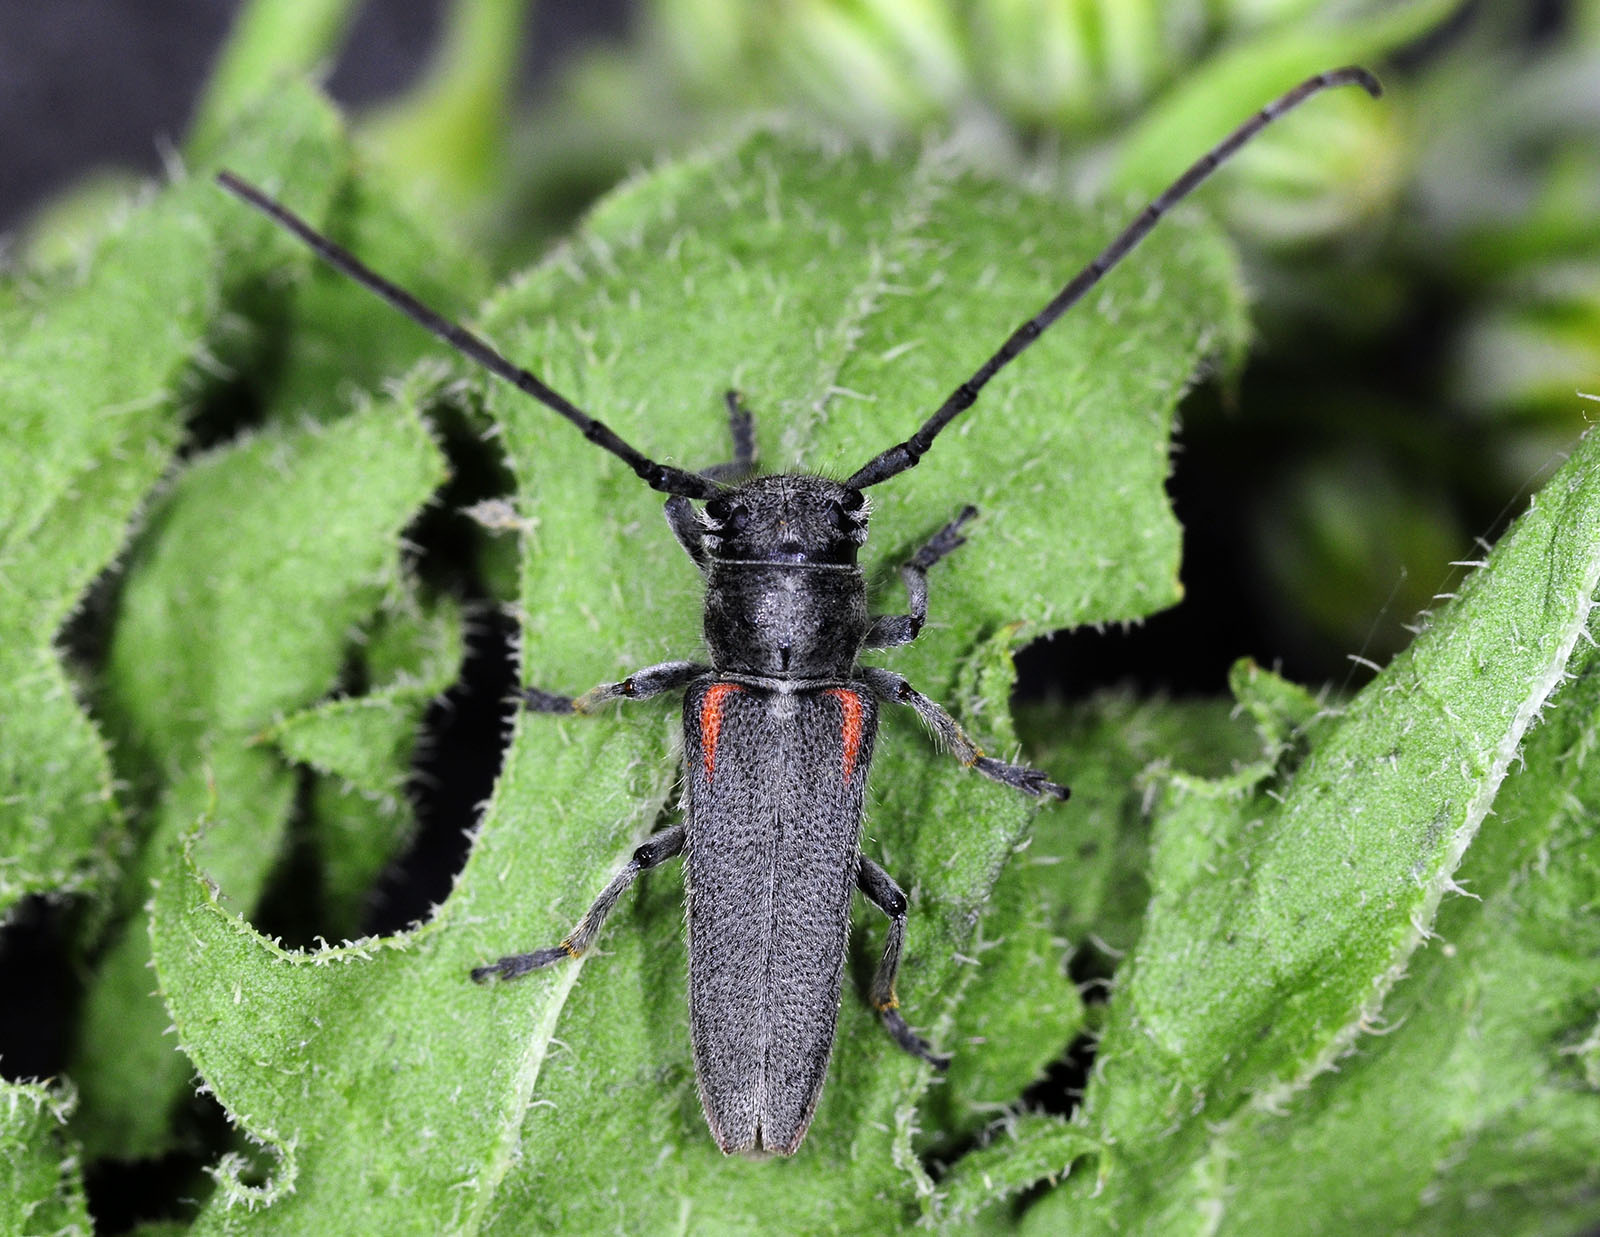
left=662, top=392, right=759, bottom=569
left=702, top=389, right=758, bottom=481
left=523, top=660, right=710, bottom=714
left=862, top=505, right=977, bottom=650
left=857, top=666, right=1069, bottom=799
left=472, top=824, right=686, bottom=982
left=858, top=856, right=950, bottom=1069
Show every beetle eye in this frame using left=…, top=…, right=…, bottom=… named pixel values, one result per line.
left=826, top=490, right=866, bottom=531
left=705, top=499, right=748, bottom=533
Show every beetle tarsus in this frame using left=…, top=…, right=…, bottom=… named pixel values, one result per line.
left=471, top=945, right=572, bottom=982
left=881, top=1006, right=952, bottom=1071
left=859, top=667, right=1072, bottom=802
left=863, top=505, right=980, bottom=651
left=470, top=824, right=688, bottom=986
left=702, top=391, right=759, bottom=481
left=974, top=756, right=1071, bottom=800
left=522, top=686, right=575, bottom=713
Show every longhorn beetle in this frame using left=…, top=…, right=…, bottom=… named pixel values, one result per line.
left=219, top=65, right=1381, bottom=1156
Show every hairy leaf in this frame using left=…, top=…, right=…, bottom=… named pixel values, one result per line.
left=926, top=690, right=1261, bottom=1152
left=1011, top=429, right=1600, bottom=1231
left=0, top=84, right=361, bottom=924
left=0, top=200, right=214, bottom=921
left=74, top=387, right=446, bottom=1160
left=0, top=1081, right=90, bottom=1237
left=1210, top=633, right=1600, bottom=1235
left=269, top=591, right=464, bottom=932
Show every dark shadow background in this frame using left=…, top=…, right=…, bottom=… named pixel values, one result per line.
left=0, top=0, right=631, bottom=229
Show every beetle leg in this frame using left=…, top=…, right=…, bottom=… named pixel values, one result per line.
left=702, top=389, right=758, bottom=481
left=664, top=496, right=709, bottom=569
left=862, top=505, right=977, bottom=650
left=857, top=666, right=1069, bottom=800
left=662, top=392, right=758, bottom=569
left=523, top=660, right=710, bottom=714
left=857, top=856, right=949, bottom=1069
left=471, top=824, right=687, bottom=982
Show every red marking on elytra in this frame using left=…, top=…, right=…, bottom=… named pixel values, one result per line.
left=825, top=689, right=864, bottom=783
left=699, top=683, right=743, bottom=780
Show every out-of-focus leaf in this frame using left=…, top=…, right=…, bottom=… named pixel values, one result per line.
left=1107, top=0, right=1451, bottom=199
left=1253, top=449, right=1465, bottom=663
left=361, top=0, right=533, bottom=209
left=186, top=0, right=363, bottom=161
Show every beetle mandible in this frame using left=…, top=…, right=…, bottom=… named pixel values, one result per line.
left=218, top=65, right=1380, bottom=1156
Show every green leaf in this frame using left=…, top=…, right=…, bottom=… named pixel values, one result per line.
left=270, top=591, right=465, bottom=931
left=0, top=1081, right=91, bottom=1237
left=0, top=83, right=362, bottom=926
left=1018, top=691, right=1265, bottom=957
left=269, top=592, right=463, bottom=803
left=1210, top=636, right=1600, bottom=1235
left=186, top=0, right=364, bottom=162
left=924, top=689, right=1266, bottom=1207
left=1014, top=428, right=1600, bottom=1231
left=1107, top=0, right=1456, bottom=199
left=926, top=689, right=1265, bottom=1152
left=22, top=81, right=474, bottom=1161
left=73, top=386, right=447, bottom=1160
left=939, top=1110, right=1100, bottom=1228
left=0, top=192, right=217, bottom=920
left=148, top=129, right=1242, bottom=1232
left=361, top=0, right=534, bottom=207
left=255, top=169, right=490, bottom=422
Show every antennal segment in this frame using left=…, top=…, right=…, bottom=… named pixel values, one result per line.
left=846, top=65, right=1383, bottom=490
left=215, top=171, right=724, bottom=501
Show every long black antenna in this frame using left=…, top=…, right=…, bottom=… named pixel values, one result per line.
left=215, top=171, right=724, bottom=501
left=846, top=65, right=1383, bottom=490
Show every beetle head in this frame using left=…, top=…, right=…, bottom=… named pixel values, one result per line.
left=700, top=475, right=869, bottom=566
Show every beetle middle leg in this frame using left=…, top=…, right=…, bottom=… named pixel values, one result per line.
left=523, top=659, right=709, bottom=714
left=472, top=824, right=687, bottom=982
left=857, top=666, right=1069, bottom=799
left=858, top=856, right=950, bottom=1069
left=863, top=504, right=978, bottom=649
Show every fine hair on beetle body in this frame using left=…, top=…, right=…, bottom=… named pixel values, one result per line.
left=216, top=65, right=1381, bottom=1158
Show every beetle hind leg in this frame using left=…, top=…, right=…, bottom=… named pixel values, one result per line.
left=472, top=824, right=686, bottom=983
left=858, top=856, right=950, bottom=1070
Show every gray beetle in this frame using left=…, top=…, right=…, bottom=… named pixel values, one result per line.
left=217, top=64, right=1380, bottom=1156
